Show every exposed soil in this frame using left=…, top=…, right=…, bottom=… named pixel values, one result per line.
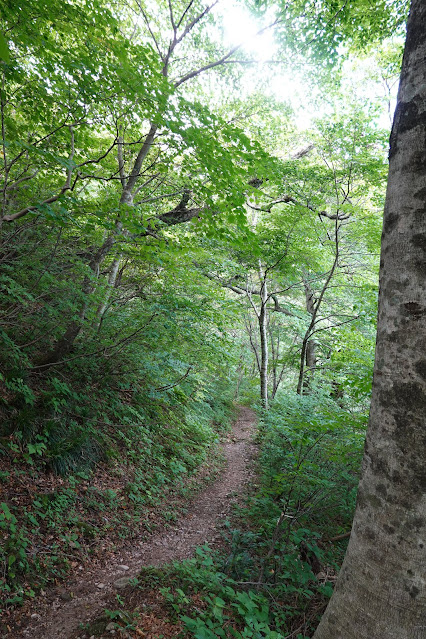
left=8, top=406, right=257, bottom=639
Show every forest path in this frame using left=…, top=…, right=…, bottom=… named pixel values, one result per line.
left=15, top=406, right=257, bottom=639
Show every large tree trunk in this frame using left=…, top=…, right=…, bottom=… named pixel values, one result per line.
left=313, top=2, right=426, bottom=637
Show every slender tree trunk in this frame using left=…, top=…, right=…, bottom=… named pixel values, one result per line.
left=245, top=314, right=261, bottom=373
left=313, top=2, right=426, bottom=636
left=297, top=253, right=338, bottom=394
left=258, top=265, right=269, bottom=410
left=258, top=306, right=268, bottom=409
left=269, top=321, right=286, bottom=399
left=303, top=280, right=317, bottom=390
left=95, top=253, right=122, bottom=325
left=270, top=326, right=278, bottom=398
left=305, top=339, right=316, bottom=373
left=234, top=354, right=245, bottom=400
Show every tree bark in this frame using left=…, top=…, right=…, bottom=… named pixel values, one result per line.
left=313, top=1, right=426, bottom=636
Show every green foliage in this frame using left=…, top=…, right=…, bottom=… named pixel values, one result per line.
left=256, top=392, right=365, bottom=536
left=0, top=502, right=29, bottom=575
left=251, top=0, right=409, bottom=66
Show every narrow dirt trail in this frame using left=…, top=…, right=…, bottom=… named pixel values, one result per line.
left=14, top=406, right=257, bottom=639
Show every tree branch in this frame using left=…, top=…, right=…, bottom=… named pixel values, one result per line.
left=124, top=123, right=158, bottom=196
left=3, top=127, right=77, bottom=222
left=174, top=16, right=281, bottom=88
left=177, top=1, right=219, bottom=45
left=154, top=365, right=193, bottom=391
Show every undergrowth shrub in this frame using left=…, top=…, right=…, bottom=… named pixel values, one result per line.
left=255, top=391, right=365, bottom=542
left=137, top=550, right=287, bottom=639
left=0, top=350, right=236, bottom=613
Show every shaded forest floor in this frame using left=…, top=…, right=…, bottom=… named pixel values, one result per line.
left=4, top=406, right=257, bottom=638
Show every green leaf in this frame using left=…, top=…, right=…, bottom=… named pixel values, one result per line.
left=1, top=502, right=12, bottom=520
left=0, top=32, right=10, bottom=63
